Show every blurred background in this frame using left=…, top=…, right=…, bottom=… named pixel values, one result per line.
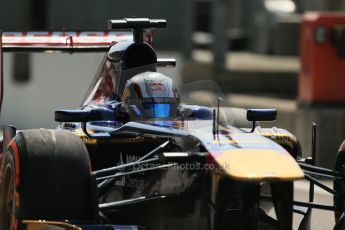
left=0, top=1, right=345, bottom=229
left=0, top=0, right=344, bottom=169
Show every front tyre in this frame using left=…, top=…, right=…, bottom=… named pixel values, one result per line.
left=0, top=129, right=97, bottom=230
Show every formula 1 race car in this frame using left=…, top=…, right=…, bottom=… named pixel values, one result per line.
left=0, top=18, right=345, bottom=230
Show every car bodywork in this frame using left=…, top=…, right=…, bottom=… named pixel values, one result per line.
left=0, top=18, right=345, bottom=230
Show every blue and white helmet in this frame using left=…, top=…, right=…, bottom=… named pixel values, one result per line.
left=122, top=72, right=180, bottom=120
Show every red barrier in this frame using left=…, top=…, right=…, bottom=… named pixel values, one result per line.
left=299, top=12, right=345, bottom=105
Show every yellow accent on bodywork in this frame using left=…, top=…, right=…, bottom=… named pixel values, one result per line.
left=72, top=128, right=98, bottom=145
left=23, top=220, right=81, bottom=230
left=255, top=128, right=301, bottom=156
left=213, top=149, right=304, bottom=181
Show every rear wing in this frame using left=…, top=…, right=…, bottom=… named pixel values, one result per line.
left=0, top=18, right=174, bottom=116
left=0, top=31, right=136, bottom=52
left=0, top=29, right=151, bottom=115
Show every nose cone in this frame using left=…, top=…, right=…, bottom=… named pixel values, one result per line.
left=211, top=149, right=304, bottom=181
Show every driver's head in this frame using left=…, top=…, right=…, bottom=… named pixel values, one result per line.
left=122, top=72, right=180, bottom=120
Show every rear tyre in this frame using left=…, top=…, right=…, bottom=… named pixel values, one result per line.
left=0, top=129, right=97, bottom=230
left=334, top=141, right=345, bottom=222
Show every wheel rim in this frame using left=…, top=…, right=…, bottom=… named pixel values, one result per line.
left=0, top=165, right=16, bottom=230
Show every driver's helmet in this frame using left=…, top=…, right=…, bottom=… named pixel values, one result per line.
left=122, top=72, right=180, bottom=120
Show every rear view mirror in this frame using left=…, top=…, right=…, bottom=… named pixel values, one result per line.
left=246, top=109, right=277, bottom=132
left=247, top=109, right=277, bottom=122
left=55, top=107, right=118, bottom=123
left=55, top=110, right=94, bottom=122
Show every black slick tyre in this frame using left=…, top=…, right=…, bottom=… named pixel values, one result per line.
left=334, top=141, right=345, bottom=222
left=0, top=129, right=97, bottom=230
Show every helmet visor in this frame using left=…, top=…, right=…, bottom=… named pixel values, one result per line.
left=143, top=103, right=174, bottom=118
left=129, top=103, right=179, bottom=119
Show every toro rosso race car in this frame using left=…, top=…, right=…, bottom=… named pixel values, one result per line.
left=0, top=18, right=345, bottom=230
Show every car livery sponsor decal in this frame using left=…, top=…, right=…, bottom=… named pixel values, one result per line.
left=115, top=152, right=143, bottom=187
left=144, top=79, right=169, bottom=97
left=141, top=97, right=177, bottom=103
left=73, top=129, right=98, bottom=145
